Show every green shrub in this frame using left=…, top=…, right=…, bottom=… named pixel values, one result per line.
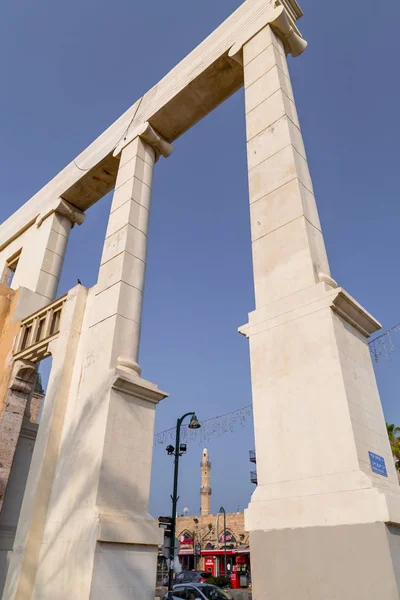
left=207, top=576, right=230, bottom=588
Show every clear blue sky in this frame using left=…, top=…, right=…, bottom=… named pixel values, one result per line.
left=1, top=0, right=400, bottom=519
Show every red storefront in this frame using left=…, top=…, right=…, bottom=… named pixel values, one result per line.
left=200, top=546, right=250, bottom=587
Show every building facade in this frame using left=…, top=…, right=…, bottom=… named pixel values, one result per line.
left=174, top=449, right=250, bottom=579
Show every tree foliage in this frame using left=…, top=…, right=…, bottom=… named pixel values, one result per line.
left=386, top=422, right=400, bottom=469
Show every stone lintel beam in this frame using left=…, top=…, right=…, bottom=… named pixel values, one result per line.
left=229, top=5, right=307, bottom=63
left=113, top=122, right=174, bottom=163
left=36, top=198, right=86, bottom=229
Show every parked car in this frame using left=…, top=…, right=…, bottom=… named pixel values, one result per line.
left=174, top=572, right=212, bottom=585
left=163, top=583, right=235, bottom=600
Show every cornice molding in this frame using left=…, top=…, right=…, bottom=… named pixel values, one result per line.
left=36, top=198, right=85, bottom=228
left=112, top=367, right=168, bottom=404
left=278, top=0, right=303, bottom=22
left=229, top=4, right=307, bottom=61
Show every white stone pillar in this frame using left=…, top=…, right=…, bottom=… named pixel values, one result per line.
left=15, top=199, right=85, bottom=302
left=93, top=123, right=173, bottom=374
left=240, top=19, right=400, bottom=600
left=2, top=125, right=171, bottom=600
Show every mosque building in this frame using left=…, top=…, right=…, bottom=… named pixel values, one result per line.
left=174, top=448, right=251, bottom=578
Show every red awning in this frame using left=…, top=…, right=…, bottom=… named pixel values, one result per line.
left=200, top=547, right=250, bottom=556
left=178, top=549, right=194, bottom=556
left=235, top=546, right=250, bottom=554
left=201, top=549, right=235, bottom=556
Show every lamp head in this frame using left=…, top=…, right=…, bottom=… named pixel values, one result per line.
left=188, top=414, right=201, bottom=429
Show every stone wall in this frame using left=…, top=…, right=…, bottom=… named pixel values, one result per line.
left=0, top=285, right=19, bottom=417
left=176, top=511, right=248, bottom=570
left=0, top=286, right=21, bottom=510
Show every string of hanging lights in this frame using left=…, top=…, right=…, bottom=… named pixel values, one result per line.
left=154, top=404, right=253, bottom=446
left=369, top=322, right=400, bottom=363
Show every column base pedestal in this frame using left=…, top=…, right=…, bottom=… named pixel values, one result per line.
left=249, top=521, right=400, bottom=600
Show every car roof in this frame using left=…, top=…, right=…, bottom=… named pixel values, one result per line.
left=174, top=583, right=216, bottom=588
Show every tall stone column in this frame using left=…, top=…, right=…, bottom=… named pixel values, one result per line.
left=240, top=17, right=400, bottom=600
left=2, top=125, right=172, bottom=600
left=93, top=122, right=173, bottom=374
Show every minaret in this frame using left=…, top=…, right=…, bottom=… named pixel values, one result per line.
left=200, top=448, right=211, bottom=516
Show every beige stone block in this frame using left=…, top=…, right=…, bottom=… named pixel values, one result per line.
left=101, top=224, right=147, bottom=265
left=246, top=90, right=300, bottom=141
left=250, top=179, right=304, bottom=242
left=351, top=421, right=393, bottom=467
left=248, top=145, right=313, bottom=204
left=111, top=177, right=152, bottom=215
left=252, top=216, right=317, bottom=306
left=243, top=25, right=284, bottom=67
left=110, top=314, right=141, bottom=367
left=46, top=229, right=69, bottom=257
left=247, top=115, right=305, bottom=171
left=106, top=199, right=149, bottom=240
left=249, top=305, right=359, bottom=484
left=36, top=271, right=59, bottom=300
left=348, top=399, right=384, bottom=438
left=106, top=201, right=135, bottom=239
left=90, top=544, right=158, bottom=600
left=304, top=219, right=330, bottom=282
left=142, top=159, right=154, bottom=188
left=50, top=214, right=72, bottom=238
left=143, top=140, right=156, bottom=166
left=250, top=180, right=321, bottom=242
left=117, top=281, right=143, bottom=323
left=97, top=252, right=145, bottom=295
left=41, top=248, right=64, bottom=278
left=245, top=65, right=294, bottom=115
left=119, top=136, right=146, bottom=167
left=115, top=156, right=145, bottom=191
left=244, top=43, right=289, bottom=88
left=115, top=152, right=153, bottom=192
left=90, top=281, right=142, bottom=327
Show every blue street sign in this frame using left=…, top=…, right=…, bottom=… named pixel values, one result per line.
left=368, top=452, right=388, bottom=477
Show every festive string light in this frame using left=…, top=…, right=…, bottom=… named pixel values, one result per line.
left=154, top=405, right=253, bottom=446
left=154, top=320, right=400, bottom=446
left=369, top=322, right=400, bottom=363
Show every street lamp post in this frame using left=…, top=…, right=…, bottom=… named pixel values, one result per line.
left=167, top=412, right=201, bottom=591
left=219, top=506, right=227, bottom=578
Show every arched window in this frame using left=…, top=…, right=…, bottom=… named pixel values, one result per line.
left=205, top=542, right=214, bottom=550
left=178, top=530, right=194, bottom=545
left=219, top=530, right=237, bottom=545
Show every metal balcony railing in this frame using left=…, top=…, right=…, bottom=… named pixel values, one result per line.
left=14, top=294, right=67, bottom=361
left=250, top=470, right=258, bottom=485
left=249, top=450, right=256, bottom=463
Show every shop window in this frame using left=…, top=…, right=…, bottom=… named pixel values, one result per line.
left=1, top=250, right=21, bottom=287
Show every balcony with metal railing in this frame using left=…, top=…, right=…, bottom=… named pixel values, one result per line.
left=13, top=294, right=67, bottom=362
left=250, top=470, right=258, bottom=485
left=249, top=450, right=256, bottom=463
